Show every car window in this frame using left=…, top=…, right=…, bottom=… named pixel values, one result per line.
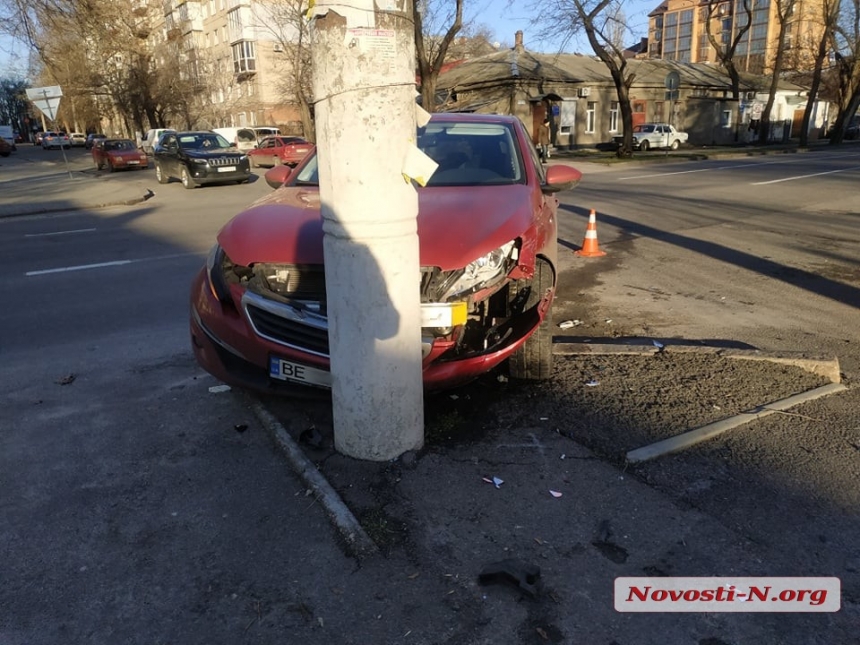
left=418, top=122, right=523, bottom=186
left=281, top=137, right=306, bottom=145
left=178, top=133, right=232, bottom=150
left=105, top=140, right=135, bottom=151
left=237, top=129, right=256, bottom=143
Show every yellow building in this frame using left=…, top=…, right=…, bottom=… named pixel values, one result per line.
left=154, top=0, right=304, bottom=133
left=647, top=0, right=826, bottom=74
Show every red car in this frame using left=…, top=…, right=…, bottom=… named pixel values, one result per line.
left=92, top=138, right=149, bottom=172
left=190, top=113, right=582, bottom=393
left=247, top=135, right=313, bottom=168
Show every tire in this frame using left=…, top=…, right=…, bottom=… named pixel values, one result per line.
left=96, top=161, right=102, bottom=171
left=508, top=258, right=555, bottom=381
left=639, top=139, right=649, bottom=152
left=180, top=165, right=196, bottom=189
left=155, top=162, right=169, bottom=184
left=107, top=160, right=114, bottom=173
left=670, top=139, right=680, bottom=150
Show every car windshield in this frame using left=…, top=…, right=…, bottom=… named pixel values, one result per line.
left=104, top=139, right=136, bottom=151
left=178, top=133, right=232, bottom=150
left=293, top=121, right=523, bottom=188
left=634, top=125, right=655, bottom=133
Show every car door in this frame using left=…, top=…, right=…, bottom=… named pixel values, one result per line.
left=156, top=133, right=180, bottom=177
left=270, top=137, right=286, bottom=165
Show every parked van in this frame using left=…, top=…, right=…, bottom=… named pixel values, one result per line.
left=212, top=127, right=258, bottom=152
left=252, top=126, right=281, bottom=139
left=141, top=128, right=175, bottom=155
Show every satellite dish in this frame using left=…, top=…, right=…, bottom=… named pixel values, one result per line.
left=493, top=42, right=501, bottom=49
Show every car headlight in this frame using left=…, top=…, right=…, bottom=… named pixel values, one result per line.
left=440, top=241, right=517, bottom=300
left=192, top=158, right=208, bottom=165
left=206, top=244, right=231, bottom=302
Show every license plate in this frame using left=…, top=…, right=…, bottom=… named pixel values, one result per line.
left=217, top=166, right=236, bottom=172
left=269, top=357, right=332, bottom=388
left=128, top=160, right=140, bottom=164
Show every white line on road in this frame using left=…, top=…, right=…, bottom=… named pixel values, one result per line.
left=26, top=252, right=200, bottom=276
left=25, top=228, right=97, bottom=237
left=619, top=159, right=796, bottom=181
left=751, top=166, right=860, bottom=185
left=619, top=152, right=860, bottom=181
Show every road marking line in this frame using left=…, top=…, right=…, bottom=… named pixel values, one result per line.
left=26, top=252, right=199, bottom=276
left=751, top=166, right=860, bottom=184
left=619, top=153, right=860, bottom=181
left=25, top=228, right=97, bottom=237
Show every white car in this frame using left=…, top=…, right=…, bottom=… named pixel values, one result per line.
left=42, top=131, right=71, bottom=149
left=69, top=132, right=87, bottom=147
left=614, top=123, right=689, bottom=151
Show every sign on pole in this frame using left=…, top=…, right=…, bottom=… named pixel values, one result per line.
left=26, top=86, right=63, bottom=121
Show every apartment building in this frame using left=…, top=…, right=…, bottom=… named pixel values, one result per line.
left=155, top=0, right=305, bottom=133
left=646, top=0, right=826, bottom=74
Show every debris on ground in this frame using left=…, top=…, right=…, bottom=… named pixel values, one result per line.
left=300, top=425, right=325, bottom=449
left=55, top=374, right=76, bottom=386
left=478, top=558, right=542, bottom=597
left=208, top=384, right=231, bottom=393
left=482, top=476, right=504, bottom=489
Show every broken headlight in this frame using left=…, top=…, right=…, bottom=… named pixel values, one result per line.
left=440, top=241, right=517, bottom=300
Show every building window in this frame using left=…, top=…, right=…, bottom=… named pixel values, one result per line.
left=232, top=40, right=256, bottom=73
left=721, top=110, right=732, bottom=128
left=559, top=99, right=576, bottom=135
left=608, top=101, right=618, bottom=132
left=210, top=0, right=215, bottom=15
left=586, top=101, right=596, bottom=133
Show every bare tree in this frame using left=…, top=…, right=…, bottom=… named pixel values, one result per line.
left=250, top=0, right=314, bottom=139
left=798, top=0, right=840, bottom=146
left=827, top=0, right=860, bottom=143
left=758, top=0, right=798, bottom=144
left=525, top=0, right=636, bottom=155
left=414, top=0, right=464, bottom=111
left=704, top=0, right=753, bottom=104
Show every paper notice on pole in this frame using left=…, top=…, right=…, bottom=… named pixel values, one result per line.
left=344, top=28, right=396, bottom=61
left=402, top=145, right=438, bottom=187
left=415, top=104, right=431, bottom=128
left=308, top=0, right=375, bottom=28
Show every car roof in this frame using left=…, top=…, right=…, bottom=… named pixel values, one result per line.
left=428, top=112, right=520, bottom=125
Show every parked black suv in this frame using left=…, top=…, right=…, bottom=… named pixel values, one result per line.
left=153, top=131, right=251, bottom=189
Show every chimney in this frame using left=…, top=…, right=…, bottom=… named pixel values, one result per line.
left=514, top=30, right=524, bottom=52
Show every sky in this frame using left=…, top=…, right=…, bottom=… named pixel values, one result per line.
left=464, top=0, right=657, bottom=53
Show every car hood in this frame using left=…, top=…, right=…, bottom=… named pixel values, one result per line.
left=218, top=184, right=535, bottom=270
left=185, top=148, right=243, bottom=159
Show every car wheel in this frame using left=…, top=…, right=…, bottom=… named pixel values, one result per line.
left=106, top=159, right=114, bottom=173
left=180, top=165, right=196, bottom=189
left=670, top=139, right=680, bottom=150
left=155, top=163, right=169, bottom=184
left=508, top=258, right=554, bottom=381
left=639, top=140, right=649, bottom=151
left=96, top=161, right=102, bottom=171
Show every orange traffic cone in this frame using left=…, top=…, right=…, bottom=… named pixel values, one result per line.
left=575, top=209, right=606, bottom=257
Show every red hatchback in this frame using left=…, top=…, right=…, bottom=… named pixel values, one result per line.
left=190, top=113, right=582, bottom=393
left=92, top=138, right=149, bottom=172
left=247, top=135, right=313, bottom=168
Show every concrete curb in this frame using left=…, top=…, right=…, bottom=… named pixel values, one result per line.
left=553, top=342, right=842, bottom=384
left=0, top=189, right=154, bottom=218
left=247, top=396, right=379, bottom=558
left=626, top=382, right=849, bottom=463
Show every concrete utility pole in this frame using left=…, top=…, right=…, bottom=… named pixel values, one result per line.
left=310, top=0, right=424, bottom=461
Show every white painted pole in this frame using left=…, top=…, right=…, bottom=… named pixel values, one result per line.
left=310, top=0, right=424, bottom=461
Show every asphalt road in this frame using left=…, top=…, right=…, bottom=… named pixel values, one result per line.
left=1, top=145, right=858, bottom=643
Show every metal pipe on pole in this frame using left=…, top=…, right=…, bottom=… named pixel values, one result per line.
left=310, top=0, right=425, bottom=461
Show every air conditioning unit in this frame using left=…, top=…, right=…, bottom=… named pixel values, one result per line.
left=578, top=87, right=591, bottom=98
left=273, top=43, right=284, bottom=52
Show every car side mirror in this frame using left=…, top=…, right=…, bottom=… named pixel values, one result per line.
left=264, top=165, right=293, bottom=189
left=542, top=164, right=582, bottom=194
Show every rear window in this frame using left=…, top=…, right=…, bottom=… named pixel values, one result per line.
left=237, top=129, right=256, bottom=142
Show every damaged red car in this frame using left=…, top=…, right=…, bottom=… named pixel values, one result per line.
left=190, top=113, right=582, bottom=393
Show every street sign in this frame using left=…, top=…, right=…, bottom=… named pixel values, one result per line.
left=26, top=85, right=63, bottom=121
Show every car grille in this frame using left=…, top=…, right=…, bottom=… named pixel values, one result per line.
left=209, top=156, right=244, bottom=167
left=246, top=303, right=330, bottom=355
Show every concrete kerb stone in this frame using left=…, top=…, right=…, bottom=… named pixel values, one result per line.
left=553, top=341, right=842, bottom=384
left=247, top=395, right=379, bottom=558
